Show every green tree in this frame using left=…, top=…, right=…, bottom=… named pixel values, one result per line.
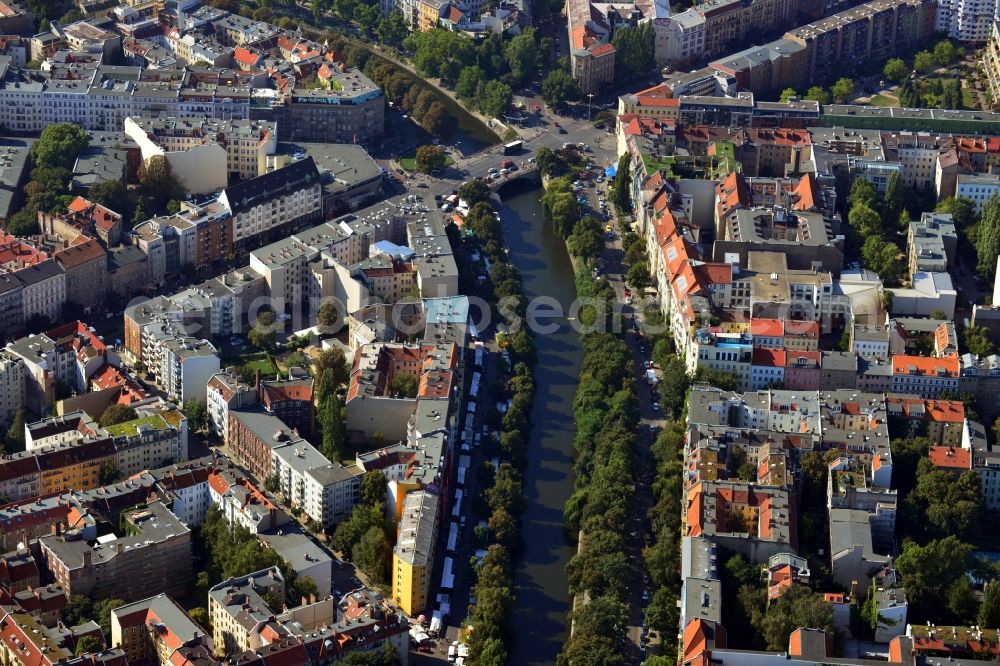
left=4, top=407, right=25, bottom=453
left=388, top=373, right=418, bottom=398
left=556, top=633, right=625, bottom=666
left=535, top=145, right=562, bottom=178
left=848, top=177, right=878, bottom=210
left=487, top=506, right=520, bottom=552
left=963, top=325, right=995, bottom=356
left=317, top=370, right=337, bottom=406
left=935, top=196, right=977, bottom=230
left=861, top=236, right=902, bottom=285
left=611, top=153, right=631, bottom=212
left=455, top=65, right=485, bottom=101
left=405, top=29, right=475, bottom=80
left=264, top=474, right=280, bottom=493
left=976, top=192, right=1000, bottom=277
left=486, top=464, right=526, bottom=516
left=644, top=586, right=679, bottom=634
left=62, top=595, right=93, bottom=627
left=758, top=586, right=834, bottom=651
left=831, top=77, right=854, bottom=103
left=979, top=580, right=1000, bottom=629
left=849, top=202, right=883, bottom=238
left=184, top=399, right=207, bottom=432
left=188, top=607, right=212, bottom=635
left=331, top=504, right=384, bottom=553
left=658, top=355, right=690, bottom=418
left=626, top=261, right=651, bottom=291
left=940, top=79, right=962, bottom=110
left=290, top=575, right=319, bottom=605
left=896, top=536, right=973, bottom=622
left=421, top=102, right=451, bottom=137
left=933, top=39, right=956, bottom=66
left=910, top=460, right=982, bottom=538
left=32, top=122, right=88, bottom=170
left=914, top=50, right=936, bottom=73
left=610, top=23, right=654, bottom=83
left=352, top=525, right=391, bottom=584
left=361, top=471, right=387, bottom=508
left=6, top=209, right=39, bottom=236
left=317, top=301, right=339, bottom=328
left=414, top=144, right=447, bottom=173
left=353, top=3, right=379, bottom=34
left=778, top=87, right=798, bottom=102
left=98, top=460, right=119, bottom=485
left=340, top=642, right=400, bottom=666
left=458, top=179, right=492, bottom=208
left=541, top=69, right=580, bottom=107
left=315, top=347, right=348, bottom=386
left=541, top=178, right=580, bottom=236
left=99, top=404, right=137, bottom=428
left=138, top=155, right=186, bottom=209
left=883, top=58, right=908, bottom=83
left=478, top=80, right=513, bottom=117
left=319, top=396, right=344, bottom=462
left=567, top=216, right=605, bottom=260
left=504, top=28, right=538, bottom=86
left=882, top=171, right=904, bottom=229
left=947, top=576, right=977, bottom=623
left=75, top=635, right=103, bottom=656
left=476, top=637, right=508, bottom=666
left=898, top=78, right=923, bottom=108
left=803, top=86, right=830, bottom=104
left=376, top=11, right=408, bottom=47
left=622, top=232, right=646, bottom=265
left=249, top=310, right=278, bottom=351
left=93, top=598, right=125, bottom=638
left=88, top=179, right=131, bottom=218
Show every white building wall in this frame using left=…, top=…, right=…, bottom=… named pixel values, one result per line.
left=179, top=353, right=221, bottom=403
left=0, top=354, right=24, bottom=426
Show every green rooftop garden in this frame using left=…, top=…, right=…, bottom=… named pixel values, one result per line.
left=104, top=415, right=168, bottom=438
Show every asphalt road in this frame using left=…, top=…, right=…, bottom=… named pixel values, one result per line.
left=386, top=98, right=619, bottom=204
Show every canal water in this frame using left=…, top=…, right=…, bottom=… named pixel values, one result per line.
left=499, top=181, right=579, bottom=664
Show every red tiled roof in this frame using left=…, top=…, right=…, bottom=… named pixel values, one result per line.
left=935, top=322, right=952, bottom=352
left=924, top=399, right=965, bottom=423
left=0, top=234, right=48, bottom=267
left=53, top=237, right=105, bottom=269
left=695, top=262, right=731, bottom=285
left=716, top=171, right=750, bottom=217
left=891, top=355, right=959, bottom=378
left=590, top=42, right=615, bottom=57
left=67, top=196, right=120, bottom=231
left=748, top=128, right=811, bottom=147
left=791, top=173, right=819, bottom=211
left=785, top=351, right=820, bottom=368
left=751, top=318, right=783, bottom=337
left=753, top=347, right=785, bottom=368
left=928, top=446, right=972, bottom=469
left=234, top=47, right=260, bottom=66
left=261, top=382, right=313, bottom=405
left=638, top=97, right=679, bottom=108
left=783, top=320, right=819, bottom=338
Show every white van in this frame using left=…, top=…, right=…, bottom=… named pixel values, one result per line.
left=448, top=644, right=457, bottom=662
